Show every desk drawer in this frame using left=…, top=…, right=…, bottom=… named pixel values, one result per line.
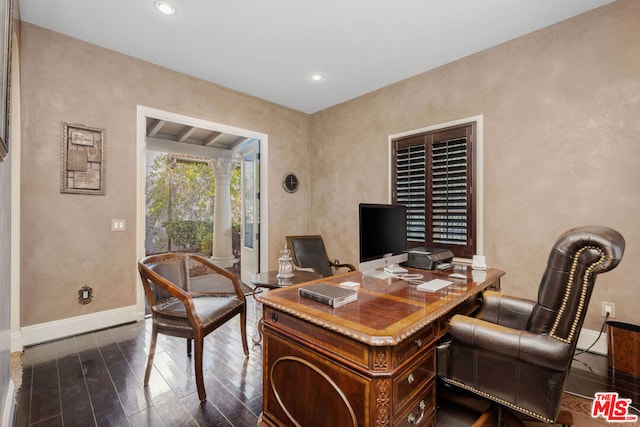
left=394, top=378, right=436, bottom=427
left=392, top=323, right=435, bottom=368
left=263, top=307, right=371, bottom=369
left=393, top=347, right=435, bottom=414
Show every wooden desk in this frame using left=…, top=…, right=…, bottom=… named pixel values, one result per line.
left=256, top=267, right=504, bottom=427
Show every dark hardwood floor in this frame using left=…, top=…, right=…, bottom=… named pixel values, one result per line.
left=568, top=349, right=639, bottom=414
left=15, top=295, right=266, bottom=427
left=13, top=293, right=640, bottom=426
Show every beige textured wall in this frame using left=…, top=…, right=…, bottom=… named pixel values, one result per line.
left=20, top=23, right=310, bottom=327
left=309, top=0, right=640, bottom=330
left=19, top=1, right=640, bottom=333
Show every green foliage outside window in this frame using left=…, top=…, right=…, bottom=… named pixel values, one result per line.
left=146, top=154, right=241, bottom=256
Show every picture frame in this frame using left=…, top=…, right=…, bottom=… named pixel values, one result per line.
left=60, top=122, right=106, bottom=195
left=0, top=0, right=14, bottom=160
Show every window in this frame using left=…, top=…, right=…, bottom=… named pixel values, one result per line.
left=392, top=122, right=476, bottom=259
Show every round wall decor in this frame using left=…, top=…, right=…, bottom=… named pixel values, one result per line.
left=283, top=173, right=299, bottom=193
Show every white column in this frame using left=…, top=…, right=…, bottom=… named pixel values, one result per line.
left=210, top=158, right=236, bottom=268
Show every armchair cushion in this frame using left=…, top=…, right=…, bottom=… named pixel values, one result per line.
left=155, top=296, right=244, bottom=330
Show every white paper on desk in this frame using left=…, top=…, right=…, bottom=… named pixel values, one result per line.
left=416, top=279, right=453, bottom=292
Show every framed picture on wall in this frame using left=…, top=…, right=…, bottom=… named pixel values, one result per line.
left=60, top=122, right=106, bottom=195
left=0, top=0, right=13, bottom=161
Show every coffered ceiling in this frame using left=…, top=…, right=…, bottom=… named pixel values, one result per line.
left=145, top=117, right=250, bottom=152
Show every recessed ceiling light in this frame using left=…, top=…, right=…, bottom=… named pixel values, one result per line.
left=154, top=2, right=176, bottom=15
left=309, top=73, right=325, bottom=82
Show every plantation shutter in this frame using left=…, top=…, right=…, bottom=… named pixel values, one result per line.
left=431, top=135, right=468, bottom=247
left=394, top=137, right=426, bottom=244
left=392, top=123, right=475, bottom=258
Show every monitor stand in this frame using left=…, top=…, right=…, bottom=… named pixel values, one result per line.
left=384, top=264, right=408, bottom=274
left=362, top=269, right=393, bottom=279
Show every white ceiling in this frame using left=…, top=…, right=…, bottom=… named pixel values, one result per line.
left=19, top=0, right=614, bottom=114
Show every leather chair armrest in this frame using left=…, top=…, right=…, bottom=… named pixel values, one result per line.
left=448, top=314, right=573, bottom=371
left=476, top=290, right=536, bottom=330
left=330, top=260, right=356, bottom=272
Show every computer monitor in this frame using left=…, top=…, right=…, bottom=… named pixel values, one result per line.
left=358, top=203, right=408, bottom=273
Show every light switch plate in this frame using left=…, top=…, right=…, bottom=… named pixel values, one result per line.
left=111, top=219, right=126, bottom=231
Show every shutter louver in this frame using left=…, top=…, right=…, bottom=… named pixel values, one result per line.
left=395, top=145, right=426, bottom=242
left=430, top=137, right=468, bottom=246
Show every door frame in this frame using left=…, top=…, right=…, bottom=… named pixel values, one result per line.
left=136, top=106, right=269, bottom=316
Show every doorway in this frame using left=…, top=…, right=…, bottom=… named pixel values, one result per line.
left=136, top=106, right=269, bottom=315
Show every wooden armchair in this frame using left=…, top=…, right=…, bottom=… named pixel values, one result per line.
left=138, top=253, right=249, bottom=401
left=286, top=235, right=355, bottom=277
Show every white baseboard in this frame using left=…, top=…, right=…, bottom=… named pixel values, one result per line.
left=2, top=379, right=15, bottom=427
left=10, top=305, right=607, bottom=355
left=576, top=326, right=608, bottom=356
left=16, top=305, right=144, bottom=349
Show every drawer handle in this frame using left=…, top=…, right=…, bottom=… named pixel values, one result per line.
left=407, top=373, right=415, bottom=385
left=271, top=313, right=278, bottom=322
left=415, top=338, right=422, bottom=348
left=407, top=400, right=426, bottom=425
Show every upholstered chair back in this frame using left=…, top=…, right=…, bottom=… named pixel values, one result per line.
left=527, top=226, right=624, bottom=345
left=143, top=255, right=189, bottom=306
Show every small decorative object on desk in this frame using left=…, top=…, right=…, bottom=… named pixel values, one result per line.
left=277, top=243, right=295, bottom=279
left=472, top=254, right=487, bottom=270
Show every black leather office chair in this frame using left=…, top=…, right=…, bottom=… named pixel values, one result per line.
left=286, top=235, right=355, bottom=277
left=437, top=226, right=625, bottom=426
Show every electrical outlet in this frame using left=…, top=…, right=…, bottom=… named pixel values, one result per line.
left=78, top=286, right=93, bottom=304
left=601, top=301, right=616, bottom=318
